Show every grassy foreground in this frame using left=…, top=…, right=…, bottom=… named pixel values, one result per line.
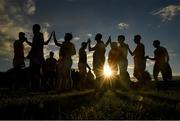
left=0, top=89, right=180, bottom=119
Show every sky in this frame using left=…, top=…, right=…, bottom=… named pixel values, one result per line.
left=0, top=0, right=180, bottom=76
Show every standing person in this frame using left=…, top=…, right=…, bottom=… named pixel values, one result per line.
left=117, top=35, right=129, bottom=79
left=43, top=51, right=57, bottom=90
left=53, top=32, right=76, bottom=90
left=25, top=24, right=53, bottom=90
left=13, top=32, right=27, bottom=69
left=88, top=33, right=111, bottom=86
left=147, top=40, right=172, bottom=81
left=108, top=42, right=119, bottom=76
left=128, top=35, right=145, bottom=82
left=78, top=42, right=91, bottom=89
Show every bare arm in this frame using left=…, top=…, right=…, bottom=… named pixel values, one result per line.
left=53, top=32, right=62, bottom=47
left=127, top=45, right=134, bottom=56
left=147, top=56, right=155, bottom=60
left=86, top=63, right=91, bottom=70
left=25, top=38, right=32, bottom=46
left=105, top=36, right=111, bottom=47
left=44, top=31, right=54, bottom=45
left=88, top=38, right=95, bottom=51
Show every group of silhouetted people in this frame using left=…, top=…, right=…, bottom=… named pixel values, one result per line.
left=12, top=24, right=172, bottom=91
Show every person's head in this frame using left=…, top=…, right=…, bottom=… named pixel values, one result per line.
left=134, top=35, right=141, bottom=44
left=81, top=42, right=87, bottom=49
left=33, top=24, right=41, bottom=34
left=111, top=42, right=118, bottom=49
left=153, top=40, right=160, bottom=48
left=95, top=33, right=102, bottom=42
left=64, top=33, right=73, bottom=42
left=18, top=32, right=26, bottom=41
left=118, top=35, right=125, bottom=43
left=50, top=51, right=54, bottom=58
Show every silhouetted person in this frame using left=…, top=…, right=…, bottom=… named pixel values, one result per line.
left=118, top=35, right=129, bottom=79
left=25, top=24, right=53, bottom=90
left=108, top=42, right=119, bottom=76
left=43, top=51, right=57, bottom=89
left=13, top=32, right=27, bottom=69
left=128, top=35, right=145, bottom=81
left=53, top=32, right=76, bottom=90
left=88, top=33, right=111, bottom=86
left=147, top=40, right=172, bottom=81
left=78, top=42, right=91, bottom=89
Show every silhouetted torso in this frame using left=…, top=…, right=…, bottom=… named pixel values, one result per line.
left=119, top=43, right=128, bottom=60
left=60, top=41, right=76, bottom=60
left=154, top=46, right=168, bottom=65
left=13, top=40, right=25, bottom=68
left=45, top=58, right=57, bottom=72
left=134, top=43, right=145, bottom=59
left=108, top=47, right=119, bottom=65
left=93, top=41, right=106, bottom=66
left=79, top=48, right=87, bottom=64
left=28, top=32, right=44, bottom=64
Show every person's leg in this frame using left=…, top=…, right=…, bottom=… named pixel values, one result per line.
left=133, top=58, right=141, bottom=81
left=153, top=63, right=160, bottom=81
left=162, top=63, right=172, bottom=81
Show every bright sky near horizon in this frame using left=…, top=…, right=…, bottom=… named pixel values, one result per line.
left=0, top=0, right=180, bottom=76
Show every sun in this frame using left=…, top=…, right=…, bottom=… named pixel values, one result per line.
left=103, top=64, right=112, bottom=77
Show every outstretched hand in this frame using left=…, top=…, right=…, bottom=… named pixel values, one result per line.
left=108, top=36, right=111, bottom=43
left=87, top=38, right=91, bottom=43
left=145, top=56, right=149, bottom=59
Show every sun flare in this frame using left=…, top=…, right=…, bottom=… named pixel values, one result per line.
left=103, top=64, right=112, bottom=77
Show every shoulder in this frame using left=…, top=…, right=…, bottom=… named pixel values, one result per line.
left=53, top=58, right=57, bottom=62
left=70, top=42, right=75, bottom=46
left=140, top=43, right=144, bottom=47
left=14, top=40, right=19, bottom=44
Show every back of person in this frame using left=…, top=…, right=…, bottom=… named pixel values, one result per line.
left=108, top=47, right=119, bottom=64
left=13, top=40, right=25, bottom=68
left=31, top=32, right=44, bottom=59
left=154, top=46, right=168, bottom=65
left=93, top=41, right=106, bottom=63
left=60, top=41, right=76, bottom=60
left=45, top=58, right=57, bottom=72
left=14, top=40, right=24, bottom=58
left=120, top=43, right=128, bottom=60
left=79, top=48, right=87, bottom=64
left=134, top=43, right=145, bottom=59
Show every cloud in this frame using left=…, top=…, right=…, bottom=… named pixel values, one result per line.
left=87, top=33, right=93, bottom=37
left=118, top=22, right=129, bottom=30
left=24, top=0, right=36, bottom=15
left=0, top=0, right=36, bottom=64
left=152, top=5, right=180, bottom=22
left=0, top=0, right=5, bottom=12
left=73, top=37, right=80, bottom=41
left=42, top=22, right=51, bottom=41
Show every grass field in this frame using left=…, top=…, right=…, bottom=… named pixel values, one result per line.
left=0, top=88, right=180, bottom=120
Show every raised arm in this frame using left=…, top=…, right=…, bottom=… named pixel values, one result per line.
left=105, top=36, right=111, bottom=47
left=53, top=32, right=62, bottom=47
left=25, top=38, right=32, bottom=46
left=88, top=38, right=95, bottom=51
left=44, top=31, right=54, bottom=45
